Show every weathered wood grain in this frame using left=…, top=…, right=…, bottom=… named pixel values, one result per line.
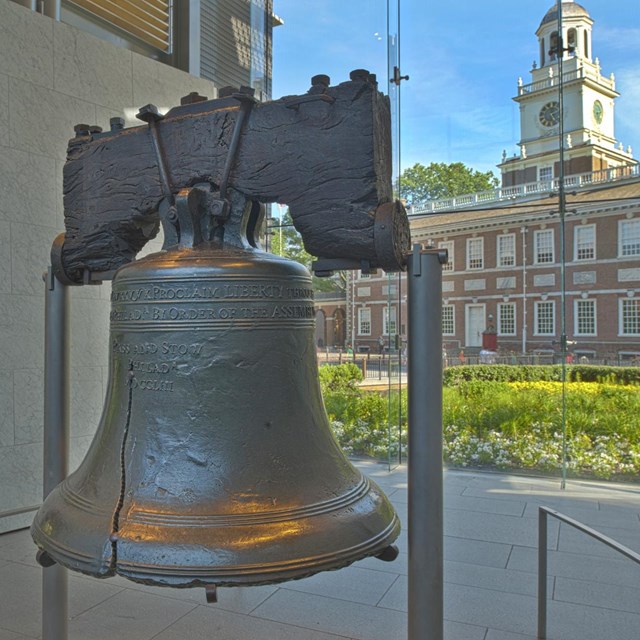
left=56, top=73, right=410, bottom=283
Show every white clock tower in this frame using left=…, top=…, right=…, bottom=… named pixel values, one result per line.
left=499, top=1, right=636, bottom=187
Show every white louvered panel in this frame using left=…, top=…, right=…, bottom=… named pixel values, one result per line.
left=67, top=0, right=171, bottom=51
left=201, top=0, right=251, bottom=89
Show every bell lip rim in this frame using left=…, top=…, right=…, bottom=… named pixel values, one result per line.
left=32, top=514, right=400, bottom=588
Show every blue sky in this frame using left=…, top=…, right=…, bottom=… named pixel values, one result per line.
left=272, top=1, right=640, bottom=177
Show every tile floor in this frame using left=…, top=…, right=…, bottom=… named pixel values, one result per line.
left=1, top=463, right=639, bottom=640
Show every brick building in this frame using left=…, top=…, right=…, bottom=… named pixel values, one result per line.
left=316, top=1, right=640, bottom=363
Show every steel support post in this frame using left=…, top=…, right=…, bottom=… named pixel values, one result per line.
left=42, top=268, right=70, bottom=640
left=407, top=247, right=445, bottom=640
left=537, top=509, right=548, bottom=640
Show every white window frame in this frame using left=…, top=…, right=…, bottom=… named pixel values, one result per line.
left=497, top=233, right=516, bottom=268
left=534, top=229, right=554, bottom=264
left=574, top=224, right=595, bottom=261
left=574, top=299, right=597, bottom=336
left=498, top=302, right=516, bottom=336
left=439, top=240, right=454, bottom=272
left=358, top=307, right=371, bottom=335
left=619, top=219, right=640, bottom=257
left=466, top=237, right=484, bottom=270
left=534, top=300, right=555, bottom=335
left=539, top=166, right=553, bottom=181
left=442, top=305, right=455, bottom=336
left=383, top=305, right=397, bottom=335
left=619, top=298, right=640, bottom=336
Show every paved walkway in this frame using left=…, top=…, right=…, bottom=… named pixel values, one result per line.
left=1, top=464, right=639, bottom=640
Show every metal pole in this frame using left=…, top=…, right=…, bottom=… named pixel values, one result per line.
left=407, top=246, right=445, bottom=640
left=537, top=509, right=548, bottom=640
left=42, top=267, right=70, bottom=640
left=556, top=0, right=569, bottom=490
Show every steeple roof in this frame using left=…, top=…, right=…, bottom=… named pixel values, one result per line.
left=539, top=2, right=590, bottom=28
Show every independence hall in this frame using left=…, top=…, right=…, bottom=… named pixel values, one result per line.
left=314, top=2, right=640, bottom=363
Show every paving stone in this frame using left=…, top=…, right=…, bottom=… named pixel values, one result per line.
left=546, top=597, right=640, bottom=640
left=446, top=493, right=527, bottom=517
left=152, top=603, right=351, bottom=639
left=553, top=575, right=640, bottom=614
left=556, top=521, right=640, bottom=559
left=523, top=501, right=640, bottom=530
left=251, top=588, right=407, bottom=640
left=0, top=561, right=124, bottom=638
left=68, top=589, right=197, bottom=640
left=507, top=545, right=640, bottom=589
left=445, top=509, right=559, bottom=548
left=444, top=536, right=513, bottom=569
left=280, top=564, right=399, bottom=605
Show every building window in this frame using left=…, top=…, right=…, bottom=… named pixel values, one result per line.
left=498, top=303, right=516, bottom=336
left=497, top=234, right=516, bottom=268
left=620, top=298, right=640, bottom=336
left=358, top=272, right=370, bottom=279
left=439, top=240, right=454, bottom=271
left=539, top=167, right=553, bottom=181
left=534, top=229, right=554, bottom=264
left=466, top=237, right=484, bottom=270
left=358, top=307, right=371, bottom=335
left=574, top=224, right=595, bottom=261
left=575, top=299, right=597, bottom=336
left=442, top=305, right=455, bottom=335
left=383, top=306, right=397, bottom=335
left=534, top=301, right=555, bottom=335
left=619, top=219, right=640, bottom=257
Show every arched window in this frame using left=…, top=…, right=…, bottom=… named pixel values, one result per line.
left=540, top=37, right=545, bottom=67
left=549, top=31, right=558, bottom=61
left=567, top=28, right=577, bottom=54
left=584, top=30, right=589, bottom=58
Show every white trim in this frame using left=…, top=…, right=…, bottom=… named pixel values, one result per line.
left=442, top=304, right=455, bottom=336
left=619, top=297, right=640, bottom=336
left=618, top=219, right=640, bottom=258
left=497, top=233, right=516, bottom=268
left=466, top=237, right=484, bottom=270
left=574, top=223, right=596, bottom=261
left=357, top=307, right=371, bottom=336
left=534, top=229, right=555, bottom=265
left=534, top=300, right=555, bottom=335
left=465, top=303, right=486, bottom=347
left=497, top=302, right=517, bottom=336
left=574, top=298, right=597, bottom=336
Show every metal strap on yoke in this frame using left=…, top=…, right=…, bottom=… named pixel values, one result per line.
left=219, top=89, right=258, bottom=201
left=137, top=90, right=257, bottom=213
left=136, top=104, right=174, bottom=206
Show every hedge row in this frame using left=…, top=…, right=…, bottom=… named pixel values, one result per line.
left=443, top=364, right=640, bottom=386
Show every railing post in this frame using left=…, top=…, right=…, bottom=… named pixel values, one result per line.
left=538, top=508, right=548, bottom=640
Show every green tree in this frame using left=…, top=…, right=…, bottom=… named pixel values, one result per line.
left=397, top=162, right=499, bottom=204
left=268, top=211, right=345, bottom=293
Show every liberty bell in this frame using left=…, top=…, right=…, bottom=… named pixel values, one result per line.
left=32, top=75, right=410, bottom=591
left=32, top=194, right=404, bottom=589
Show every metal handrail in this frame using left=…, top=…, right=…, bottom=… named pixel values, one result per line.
left=537, top=506, right=640, bottom=639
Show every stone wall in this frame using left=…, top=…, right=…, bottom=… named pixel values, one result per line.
left=0, top=0, right=216, bottom=532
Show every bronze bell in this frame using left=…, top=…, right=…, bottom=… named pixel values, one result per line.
left=32, top=189, right=400, bottom=588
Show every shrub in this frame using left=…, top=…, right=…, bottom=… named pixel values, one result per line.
left=443, top=364, right=640, bottom=386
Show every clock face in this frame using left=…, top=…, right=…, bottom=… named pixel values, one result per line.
left=593, top=100, right=604, bottom=124
left=539, top=101, right=560, bottom=127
